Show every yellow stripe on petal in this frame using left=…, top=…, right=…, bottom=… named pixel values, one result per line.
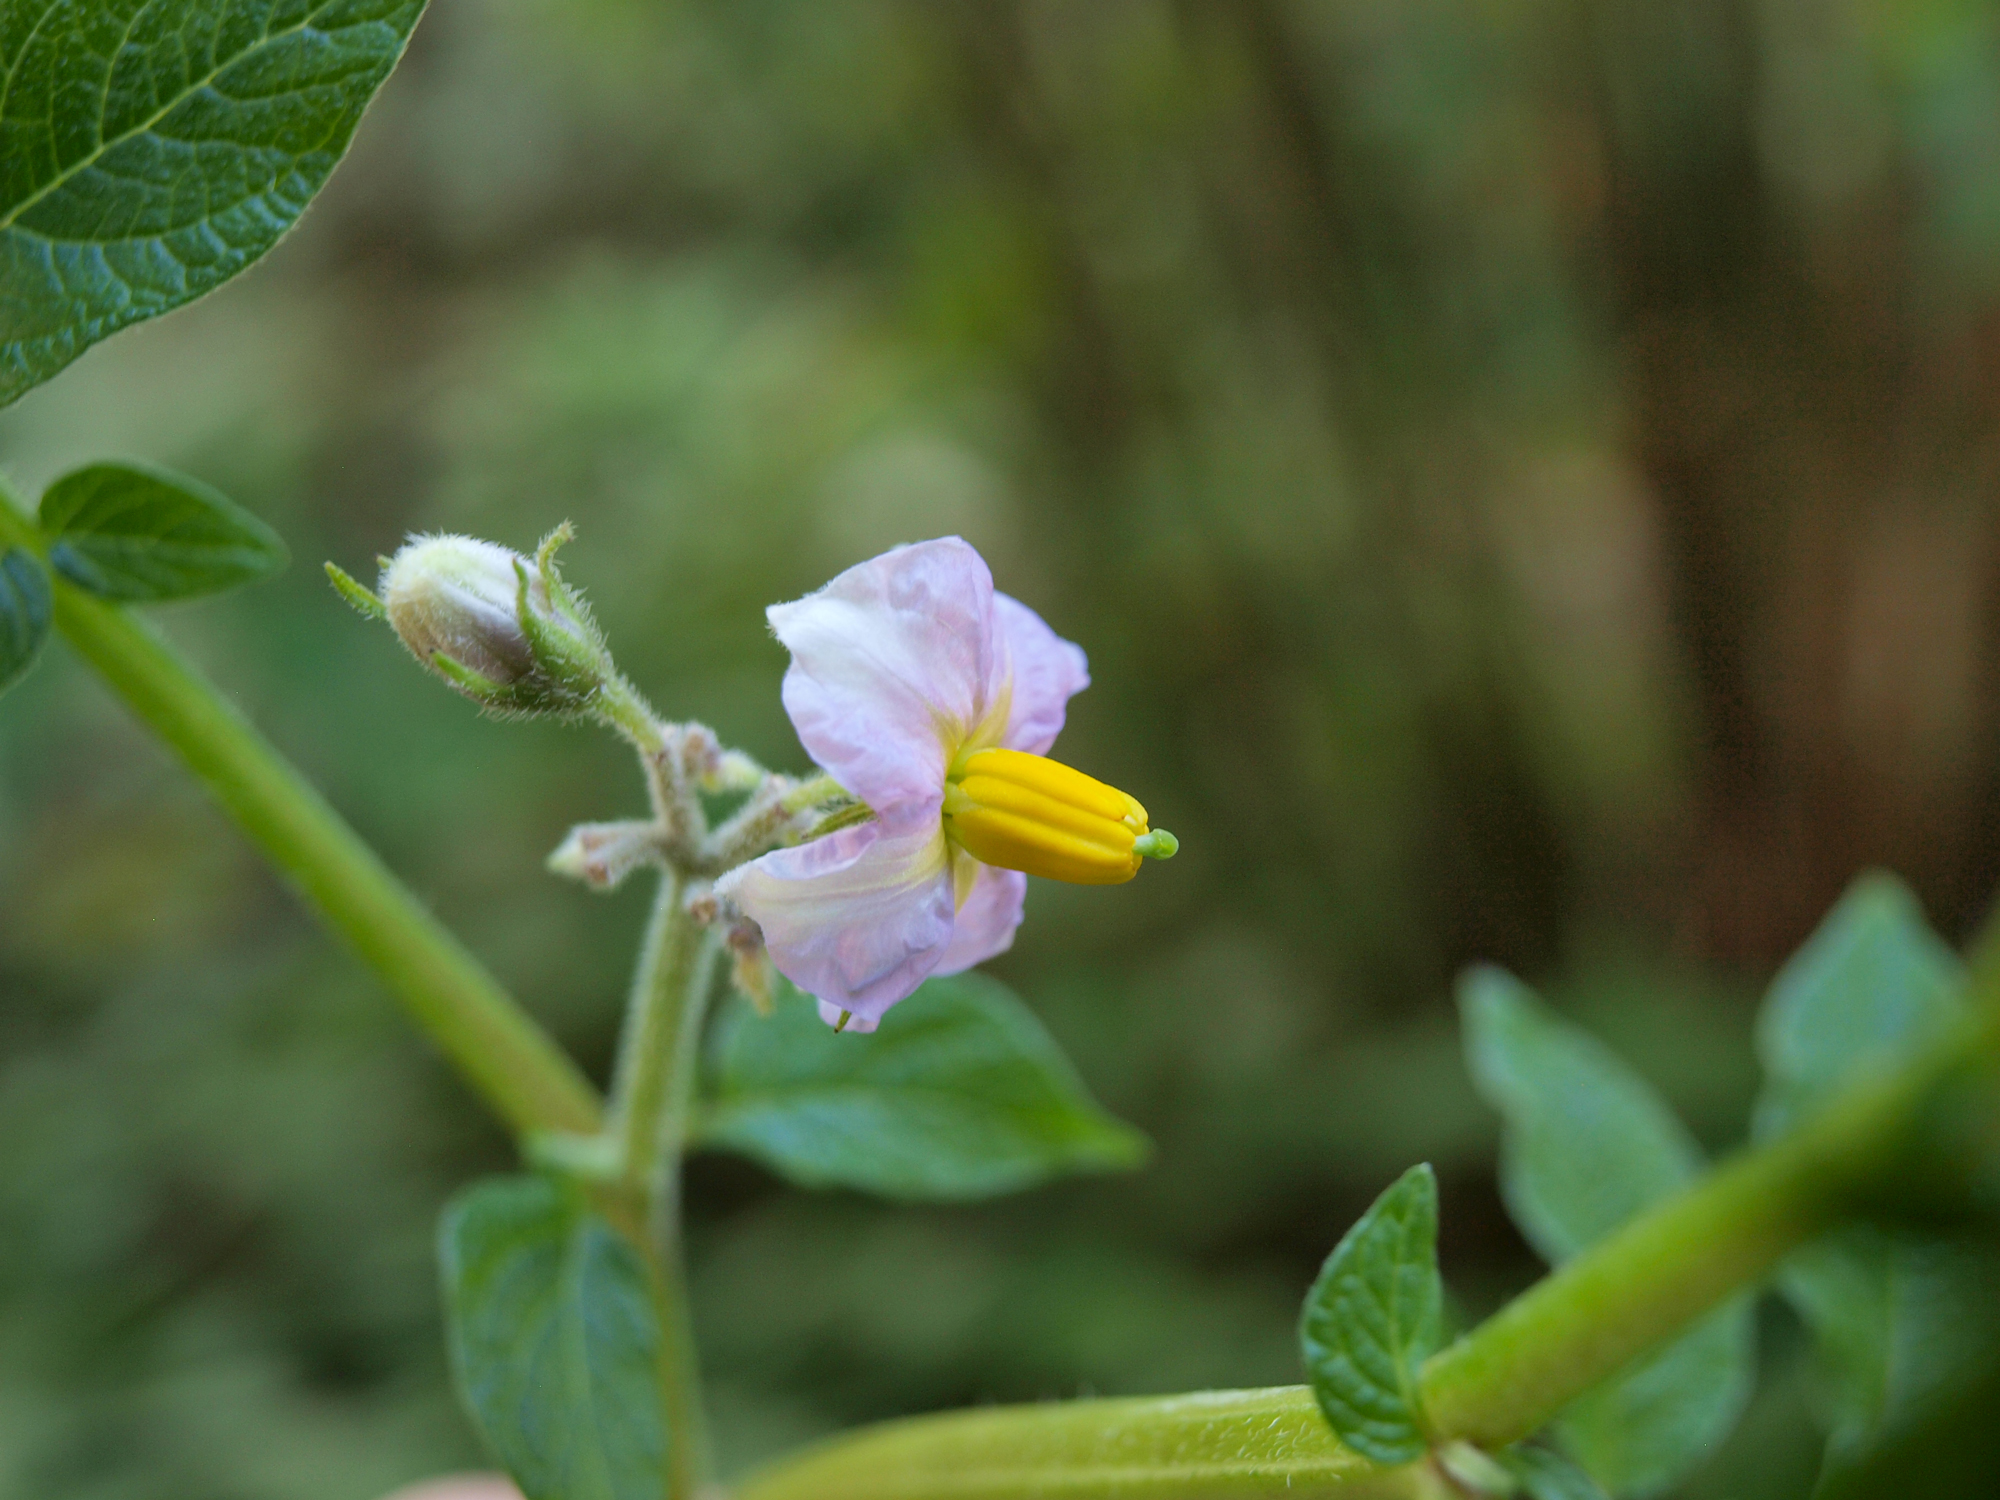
left=942, top=746, right=1172, bottom=885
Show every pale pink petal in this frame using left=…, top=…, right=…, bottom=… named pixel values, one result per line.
left=992, top=593, right=1090, bottom=756
left=934, top=857, right=1027, bottom=974
left=771, top=538, right=1005, bottom=809
left=719, top=810, right=956, bottom=1022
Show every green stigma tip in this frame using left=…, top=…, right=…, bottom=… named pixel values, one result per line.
left=1133, top=829, right=1179, bottom=861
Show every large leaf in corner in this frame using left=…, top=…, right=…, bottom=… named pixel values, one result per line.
left=1460, top=968, right=1754, bottom=1497
left=439, top=1174, right=667, bottom=1500
left=696, top=973, right=1148, bottom=1201
left=1, top=0, right=428, bottom=407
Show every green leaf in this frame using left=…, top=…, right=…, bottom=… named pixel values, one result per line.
left=1298, top=1162, right=1443, bottom=1466
left=0, top=547, right=52, bottom=695
left=1459, top=967, right=1701, bottom=1262
left=1496, top=1443, right=1612, bottom=1500
left=1460, top=968, right=1753, bottom=1497
left=1778, top=1215, right=2000, bottom=1468
left=696, top=973, right=1147, bottom=1202
left=1555, top=1300, right=1754, bottom=1498
left=1, top=0, right=428, bottom=407
left=1748, top=874, right=1997, bottom=1467
left=39, top=461, right=287, bottom=600
left=1752, top=871, right=1963, bottom=1141
left=438, top=1174, right=666, bottom=1500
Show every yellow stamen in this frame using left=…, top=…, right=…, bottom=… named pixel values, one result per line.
left=942, top=746, right=1174, bottom=885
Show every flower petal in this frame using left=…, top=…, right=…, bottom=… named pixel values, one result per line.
left=934, top=855, right=1027, bottom=975
left=771, top=538, right=1005, bottom=809
left=719, top=810, right=956, bottom=1022
left=992, top=592, right=1090, bottom=756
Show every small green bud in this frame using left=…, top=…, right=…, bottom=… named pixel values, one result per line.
left=377, top=531, right=612, bottom=715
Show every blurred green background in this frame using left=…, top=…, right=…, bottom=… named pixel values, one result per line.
left=5, top=1, right=2000, bottom=1495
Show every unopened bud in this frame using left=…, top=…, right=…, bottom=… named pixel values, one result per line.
left=378, top=530, right=612, bottom=715
left=547, top=819, right=660, bottom=890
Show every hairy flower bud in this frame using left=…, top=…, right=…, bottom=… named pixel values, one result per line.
left=546, top=819, right=659, bottom=890
left=377, top=530, right=612, bottom=714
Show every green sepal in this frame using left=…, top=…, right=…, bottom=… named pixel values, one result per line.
left=511, top=541, right=610, bottom=707
left=324, top=561, right=388, bottom=620
left=1298, top=1162, right=1444, bottom=1466
left=430, top=650, right=510, bottom=700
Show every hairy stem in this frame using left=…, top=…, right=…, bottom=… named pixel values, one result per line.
left=610, top=872, right=697, bottom=1188
left=0, top=489, right=600, bottom=1138
left=607, top=869, right=721, bottom=1498
left=735, top=1387, right=1448, bottom=1500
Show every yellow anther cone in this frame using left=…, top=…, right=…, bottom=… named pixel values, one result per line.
left=943, top=747, right=1174, bottom=885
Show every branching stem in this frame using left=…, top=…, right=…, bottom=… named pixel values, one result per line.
left=16, top=465, right=2000, bottom=1500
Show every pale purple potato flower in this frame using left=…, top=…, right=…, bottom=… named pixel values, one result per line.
left=718, top=538, right=1090, bottom=1029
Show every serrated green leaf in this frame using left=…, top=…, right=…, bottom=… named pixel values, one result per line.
left=1299, top=1162, right=1443, bottom=1466
left=1, top=0, right=428, bottom=407
left=0, top=547, right=53, bottom=694
left=1460, top=969, right=1753, bottom=1497
left=1753, top=872, right=1964, bottom=1142
left=39, top=461, right=286, bottom=600
left=696, top=973, right=1148, bottom=1202
left=1497, top=1443, right=1612, bottom=1500
left=438, top=1174, right=666, bottom=1500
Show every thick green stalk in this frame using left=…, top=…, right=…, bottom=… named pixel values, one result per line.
left=0, top=492, right=600, bottom=1139
left=735, top=1387, right=1447, bottom=1500
left=739, top=957, right=2000, bottom=1500
left=1418, top=1025, right=1960, bottom=1445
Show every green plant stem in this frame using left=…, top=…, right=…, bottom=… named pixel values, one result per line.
left=738, top=956, right=2000, bottom=1500
left=735, top=1386, right=1448, bottom=1500
left=610, top=871, right=697, bottom=1188
left=1418, top=1009, right=1983, bottom=1446
left=0, top=490, right=600, bottom=1140
left=607, top=868, right=720, bottom=1500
